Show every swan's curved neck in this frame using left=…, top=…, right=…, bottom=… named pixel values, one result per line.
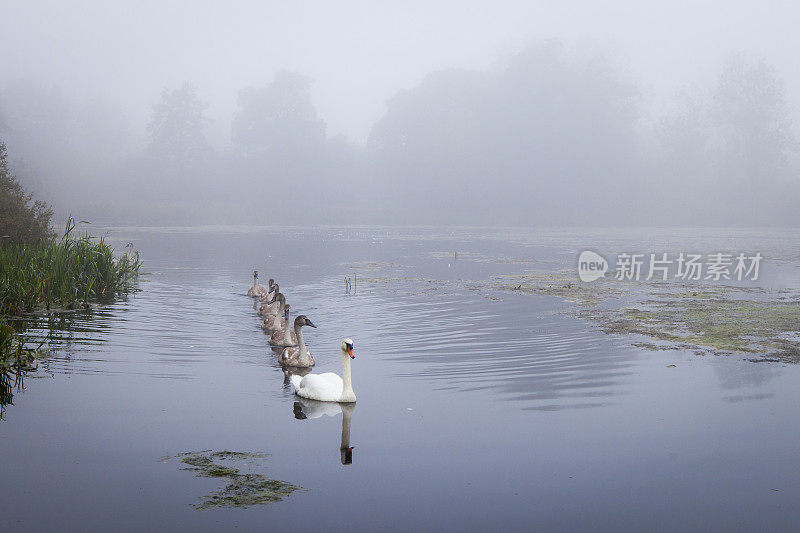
left=340, top=352, right=355, bottom=402
left=284, top=315, right=295, bottom=344
left=251, top=275, right=258, bottom=289
left=295, top=324, right=310, bottom=365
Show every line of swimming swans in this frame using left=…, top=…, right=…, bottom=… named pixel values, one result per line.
left=247, top=271, right=356, bottom=404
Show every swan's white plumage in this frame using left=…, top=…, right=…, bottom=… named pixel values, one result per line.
left=291, top=373, right=344, bottom=402
left=291, top=338, right=356, bottom=402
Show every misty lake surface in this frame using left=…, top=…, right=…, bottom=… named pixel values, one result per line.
left=2, top=226, right=800, bottom=531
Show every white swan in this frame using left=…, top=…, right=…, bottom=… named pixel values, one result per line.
left=291, top=339, right=355, bottom=402
left=247, top=271, right=269, bottom=298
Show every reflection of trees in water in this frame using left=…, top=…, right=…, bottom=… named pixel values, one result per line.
left=9, top=307, right=113, bottom=361
left=0, top=361, right=29, bottom=420
left=1, top=317, right=37, bottom=419
left=0, top=369, right=13, bottom=407
left=1, top=307, right=112, bottom=419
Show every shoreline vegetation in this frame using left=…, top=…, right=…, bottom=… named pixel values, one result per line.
left=0, top=141, right=141, bottom=371
left=0, top=216, right=141, bottom=316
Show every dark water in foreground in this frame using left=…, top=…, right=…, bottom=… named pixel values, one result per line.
left=2, top=227, right=800, bottom=531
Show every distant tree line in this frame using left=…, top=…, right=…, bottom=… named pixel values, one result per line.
left=0, top=43, right=797, bottom=226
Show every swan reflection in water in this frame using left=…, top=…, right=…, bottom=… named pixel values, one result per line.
left=292, top=397, right=355, bottom=465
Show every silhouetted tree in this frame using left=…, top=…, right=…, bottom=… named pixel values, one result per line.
left=146, top=83, right=210, bottom=165
left=231, top=70, right=325, bottom=157
left=0, top=81, right=83, bottom=207
left=0, top=142, right=53, bottom=246
left=228, top=71, right=333, bottom=222
left=711, top=54, right=795, bottom=185
left=368, top=42, right=642, bottom=224
left=654, top=54, right=799, bottom=225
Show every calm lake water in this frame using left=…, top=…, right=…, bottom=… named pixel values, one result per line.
left=2, top=226, right=800, bottom=531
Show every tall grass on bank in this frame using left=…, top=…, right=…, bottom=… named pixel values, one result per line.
left=0, top=217, right=141, bottom=316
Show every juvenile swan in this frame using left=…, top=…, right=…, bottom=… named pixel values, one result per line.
left=257, top=291, right=277, bottom=316
left=247, top=270, right=268, bottom=298
left=258, top=292, right=284, bottom=317
left=269, top=304, right=300, bottom=340
left=278, top=316, right=316, bottom=365
left=290, top=339, right=356, bottom=402
left=263, top=279, right=276, bottom=301
left=270, top=308, right=301, bottom=347
left=263, top=304, right=289, bottom=332
left=258, top=281, right=277, bottom=303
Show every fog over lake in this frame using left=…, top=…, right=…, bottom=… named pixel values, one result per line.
left=1, top=1, right=798, bottom=227
left=2, top=3, right=800, bottom=531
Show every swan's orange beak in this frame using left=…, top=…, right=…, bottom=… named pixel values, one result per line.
left=347, top=348, right=354, bottom=359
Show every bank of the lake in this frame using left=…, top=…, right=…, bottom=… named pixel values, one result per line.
left=0, top=224, right=140, bottom=318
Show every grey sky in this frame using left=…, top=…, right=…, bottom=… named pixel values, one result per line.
left=2, top=1, right=798, bottom=143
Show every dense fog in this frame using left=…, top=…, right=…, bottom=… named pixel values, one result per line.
left=1, top=2, right=798, bottom=226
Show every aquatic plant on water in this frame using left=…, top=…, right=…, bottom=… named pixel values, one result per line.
left=169, top=450, right=302, bottom=509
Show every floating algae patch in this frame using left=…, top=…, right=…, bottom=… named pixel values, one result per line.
left=590, top=296, right=800, bottom=359
left=168, top=451, right=301, bottom=510
left=612, top=296, right=797, bottom=356
left=429, top=250, right=560, bottom=265
left=489, top=258, right=551, bottom=265
left=496, top=270, right=623, bottom=307
left=356, top=276, right=450, bottom=296
left=345, top=261, right=401, bottom=271
left=357, top=276, right=444, bottom=284
left=489, top=270, right=800, bottom=361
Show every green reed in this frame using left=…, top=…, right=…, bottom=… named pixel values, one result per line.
left=0, top=216, right=141, bottom=316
